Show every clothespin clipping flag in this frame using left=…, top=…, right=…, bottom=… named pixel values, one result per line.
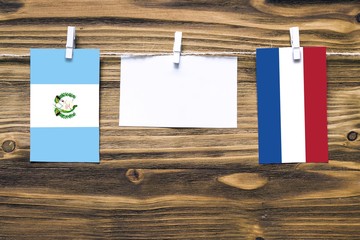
left=256, top=28, right=328, bottom=164
left=30, top=28, right=100, bottom=162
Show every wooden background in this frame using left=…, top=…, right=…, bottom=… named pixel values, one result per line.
left=0, top=0, right=359, bottom=239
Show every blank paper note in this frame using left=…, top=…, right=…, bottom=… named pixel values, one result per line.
left=119, top=56, right=237, bottom=128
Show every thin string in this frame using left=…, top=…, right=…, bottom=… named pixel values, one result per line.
left=107, top=51, right=258, bottom=57
left=0, top=51, right=360, bottom=58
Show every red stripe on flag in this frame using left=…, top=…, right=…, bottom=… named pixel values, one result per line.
left=304, top=47, right=328, bottom=163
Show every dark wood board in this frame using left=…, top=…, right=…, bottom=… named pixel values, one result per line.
left=0, top=0, right=359, bottom=239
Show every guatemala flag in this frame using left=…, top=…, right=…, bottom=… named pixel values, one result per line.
left=30, top=49, right=100, bottom=162
left=256, top=47, right=328, bottom=164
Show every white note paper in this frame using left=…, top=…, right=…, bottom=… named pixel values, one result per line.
left=119, top=56, right=237, bottom=128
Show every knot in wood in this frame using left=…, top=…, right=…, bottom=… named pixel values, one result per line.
left=356, top=13, right=360, bottom=23
left=255, top=237, right=265, bottom=240
left=2, top=140, right=16, bottom=153
left=125, top=169, right=144, bottom=184
left=218, top=173, right=268, bottom=190
left=347, top=131, right=358, bottom=141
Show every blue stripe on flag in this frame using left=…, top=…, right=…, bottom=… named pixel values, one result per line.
left=30, top=127, right=99, bottom=163
left=256, top=48, right=282, bottom=164
left=30, top=49, right=99, bottom=84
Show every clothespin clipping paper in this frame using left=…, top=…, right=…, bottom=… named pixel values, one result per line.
left=173, top=31, right=182, bottom=64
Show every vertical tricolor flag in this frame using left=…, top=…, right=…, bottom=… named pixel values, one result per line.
left=30, top=49, right=100, bottom=162
left=256, top=47, right=328, bottom=164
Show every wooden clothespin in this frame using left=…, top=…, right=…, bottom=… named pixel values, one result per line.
left=66, top=26, right=76, bottom=59
left=173, top=31, right=182, bottom=64
left=290, top=27, right=301, bottom=60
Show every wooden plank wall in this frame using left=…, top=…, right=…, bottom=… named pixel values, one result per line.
left=0, top=0, right=359, bottom=239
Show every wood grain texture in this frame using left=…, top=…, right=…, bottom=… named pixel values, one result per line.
left=0, top=0, right=359, bottom=239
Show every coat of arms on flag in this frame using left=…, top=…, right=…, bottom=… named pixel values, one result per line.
left=256, top=47, right=328, bottom=164
left=54, top=92, right=78, bottom=119
left=30, top=49, right=100, bottom=163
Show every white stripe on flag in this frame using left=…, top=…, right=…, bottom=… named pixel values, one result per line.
left=31, top=84, right=99, bottom=128
left=279, top=47, right=306, bottom=163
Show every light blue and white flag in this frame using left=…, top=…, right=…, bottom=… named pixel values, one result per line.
left=30, top=49, right=100, bottom=162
